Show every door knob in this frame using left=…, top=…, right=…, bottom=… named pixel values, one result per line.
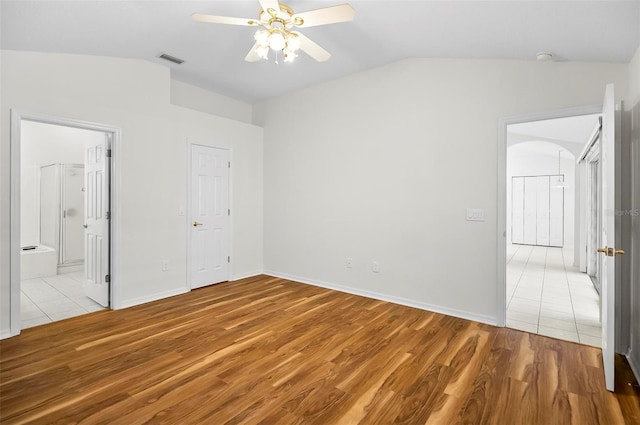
left=83, top=224, right=88, bottom=229
left=597, top=247, right=625, bottom=256
left=193, top=221, right=203, bottom=227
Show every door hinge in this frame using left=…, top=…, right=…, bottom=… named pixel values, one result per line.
left=105, top=274, right=110, bottom=283
left=106, top=211, right=111, bottom=220
left=106, top=149, right=112, bottom=158
left=228, top=161, right=231, bottom=168
left=228, top=209, right=230, bottom=216
left=228, top=256, right=230, bottom=263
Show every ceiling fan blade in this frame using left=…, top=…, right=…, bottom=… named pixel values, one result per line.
left=192, top=13, right=260, bottom=26
left=294, top=32, right=331, bottom=62
left=245, top=43, right=261, bottom=62
left=293, top=4, right=355, bottom=28
left=258, top=0, right=280, bottom=15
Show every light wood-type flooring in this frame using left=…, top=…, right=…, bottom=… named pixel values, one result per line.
left=1, top=275, right=639, bottom=424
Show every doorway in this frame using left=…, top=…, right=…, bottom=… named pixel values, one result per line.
left=499, top=109, right=604, bottom=346
left=9, top=112, right=119, bottom=336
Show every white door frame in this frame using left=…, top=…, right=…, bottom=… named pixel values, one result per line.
left=9, top=110, right=121, bottom=337
left=496, top=104, right=602, bottom=327
left=186, top=141, right=232, bottom=290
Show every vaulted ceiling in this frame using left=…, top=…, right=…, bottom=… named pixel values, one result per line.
left=2, top=1, right=639, bottom=102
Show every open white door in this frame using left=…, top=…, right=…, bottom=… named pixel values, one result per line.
left=599, top=83, right=622, bottom=392
left=84, top=134, right=110, bottom=307
left=189, top=145, right=230, bottom=289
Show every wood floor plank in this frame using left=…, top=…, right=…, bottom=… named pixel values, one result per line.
left=1, top=275, right=639, bottom=424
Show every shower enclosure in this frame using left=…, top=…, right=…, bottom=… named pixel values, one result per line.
left=40, top=163, right=85, bottom=271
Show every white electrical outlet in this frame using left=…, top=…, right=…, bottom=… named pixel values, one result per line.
left=372, top=261, right=380, bottom=273
left=162, top=260, right=169, bottom=271
left=346, top=257, right=353, bottom=268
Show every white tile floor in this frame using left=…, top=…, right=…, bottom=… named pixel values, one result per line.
left=506, top=244, right=602, bottom=347
left=21, top=271, right=106, bottom=329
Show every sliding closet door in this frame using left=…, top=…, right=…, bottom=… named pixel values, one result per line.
left=511, top=174, right=564, bottom=247
left=549, top=178, right=564, bottom=247
left=511, top=177, right=524, bottom=244
left=536, top=176, right=550, bottom=246
left=523, top=177, right=538, bottom=245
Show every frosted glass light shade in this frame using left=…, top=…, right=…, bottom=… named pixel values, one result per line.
left=268, top=32, right=286, bottom=50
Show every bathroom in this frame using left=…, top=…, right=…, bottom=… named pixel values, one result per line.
left=20, top=120, right=106, bottom=328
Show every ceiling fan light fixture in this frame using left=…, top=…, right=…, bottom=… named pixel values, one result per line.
left=255, top=44, right=270, bottom=60
left=283, top=49, right=297, bottom=63
left=285, top=33, right=301, bottom=51
left=268, top=30, right=286, bottom=50
left=254, top=29, right=270, bottom=44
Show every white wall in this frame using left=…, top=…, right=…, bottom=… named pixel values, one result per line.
left=255, top=58, right=629, bottom=324
left=628, top=44, right=640, bottom=381
left=170, top=80, right=253, bottom=125
left=20, top=121, right=101, bottom=247
left=506, top=141, right=576, bottom=251
left=0, top=50, right=264, bottom=336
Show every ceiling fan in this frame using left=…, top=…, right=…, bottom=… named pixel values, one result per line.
left=193, top=0, right=355, bottom=63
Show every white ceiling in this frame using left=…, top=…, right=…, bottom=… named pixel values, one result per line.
left=508, top=113, right=601, bottom=157
left=2, top=1, right=640, bottom=102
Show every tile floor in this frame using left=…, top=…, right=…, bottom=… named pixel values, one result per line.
left=21, top=271, right=106, bottom=329
left=506, top=244, right=602, bottom=346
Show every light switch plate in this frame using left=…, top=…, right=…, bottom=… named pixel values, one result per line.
left=466, top=208, right=485, bottom=221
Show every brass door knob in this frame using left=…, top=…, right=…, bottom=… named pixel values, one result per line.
left=597, top=247, right=625, bottom=256
left=193, top=221, right=203, bottom=227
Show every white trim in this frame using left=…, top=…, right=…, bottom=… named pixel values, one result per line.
left=628, top=351, right=640, bottom=387
left=265, top=270, right=498, bottom=326
left=497, top=104, right=602, bottom=328
left=8, top=111, right=122, bottom=339
left=231, top=271, right=263, bottom=281
left=578, top=121, right=603, bottom=163
left=185, top=141, right=232, bottom=290
left=120, top=288, right=189, bottom=309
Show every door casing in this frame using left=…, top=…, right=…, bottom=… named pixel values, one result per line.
left=9, top=111, right=121, bottom=337
left=496, top=104, right=602, bottom=327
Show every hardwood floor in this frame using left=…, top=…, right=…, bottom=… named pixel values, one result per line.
left=1, top=275, right=639, bottom=424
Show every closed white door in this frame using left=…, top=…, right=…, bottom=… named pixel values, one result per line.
left=599, top=83, right=621, bottom=392
left=84, top=135, right=110, bottom=307
left=190, top=145, right=230, bottom=289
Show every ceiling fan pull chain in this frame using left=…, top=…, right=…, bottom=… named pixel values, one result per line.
left=275, top=50, right=279, bottom=65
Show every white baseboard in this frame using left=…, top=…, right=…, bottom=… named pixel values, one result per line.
left=264, top=270, right=498, bottom=326
left=119, top=287, right=189, bottom=310
left=231, top=270, right=264, bottom=281
left=627, top=350, right=640, bottom=384
left=0, top=329, right=13, bottom=340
